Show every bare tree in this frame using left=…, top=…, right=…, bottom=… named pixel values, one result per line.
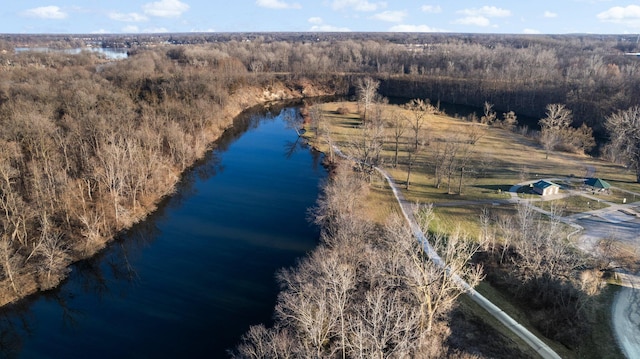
left=308, top=103, right=324, bottom=140
left=0, top=235, right=23, bottom=294
left=32, top=213, right=69, bottom=289
left=405, top=137, right=425, bottom=190
left=481, top=101, right=497, bottom=125
left=319, top=117, right=336, bottom=164
left=310, top=161, right=368, bottom=227
left=540, top=103, right=573, bottom=129
left=347, top=287, right=419, bottom=359
left=386, top=108, right=407, bottom=168
left=501, top=110, right=518, bottom=131
left=405, top=99, right=431, bottom=151
left=461, top=122, right=485, bottom=145
left=539, top=128, right=561, bottom=159
left=398, top=205, right=483, bottom=333
left=356, top=77, right=380, bottom=122
left=456, top=128, right=480, bottom=195
left=232, top=325, right=297, bottom=359
left=605, top=106, right=640, bottom=182
left=275, top=269, right=338, bottom=358
left=429, top=139, right=449, bottom=189
left=566, top=123, right=596, bottom=154
left=404, top=99, right=431, bottom=189
left=538, top=104, right=574, bottom=159
left=350, top=102, right=385, bottom=180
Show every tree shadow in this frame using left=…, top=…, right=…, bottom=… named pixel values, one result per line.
left=474, top=184, right=512, bottom=193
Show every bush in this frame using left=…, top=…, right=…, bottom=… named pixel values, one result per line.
left=335, top=107, right=349, bottom=115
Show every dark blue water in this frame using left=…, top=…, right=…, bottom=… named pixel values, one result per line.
left=0, top=106, right=325, bottom=358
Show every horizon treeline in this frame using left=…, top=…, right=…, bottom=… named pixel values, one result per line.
left=4, top=32, right=638, bottom=135
left=0, top=32, right=637, bottom=308
left=104, top=32, right=640, bottom=134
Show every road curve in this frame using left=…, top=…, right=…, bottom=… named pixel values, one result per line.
left=612, top=279, right=640, bottom=359
left=330, top=146, right=561, bottom=359
left=373, top=166, right=562, bottom=359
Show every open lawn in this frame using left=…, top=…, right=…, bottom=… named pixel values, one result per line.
left=309, top=100, right=638, bottom=359
left=533, top=194, right=610, bottom=214
left=315, top=101, right=640, bottom=228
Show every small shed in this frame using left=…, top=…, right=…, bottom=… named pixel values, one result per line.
left=584, top=177, right=611, bottom=190
left=532, top=180, right=560, bottom=196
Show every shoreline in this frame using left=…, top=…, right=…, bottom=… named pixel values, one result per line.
left=0, top=79, right=339, bottom=308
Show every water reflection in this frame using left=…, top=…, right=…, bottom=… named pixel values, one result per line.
left=0, top=102, right=326, bottom=358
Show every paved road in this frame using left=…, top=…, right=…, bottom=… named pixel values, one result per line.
left=440, top=175, right=640, bottom=358
left=612, top=278, right=640, bottom=359
left=509, top=178, right=640, bottom=359
left=371, top=166, right=562, bottom=359
left=330, top=147, right=561, bottom=358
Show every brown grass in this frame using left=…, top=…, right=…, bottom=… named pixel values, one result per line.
left=317, top=101, right=640, bottom=227
left=533, top=194, right=610, bottom=214
left=313, top=100, right=638, bottom=359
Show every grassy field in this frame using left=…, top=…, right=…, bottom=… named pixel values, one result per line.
left=309, top=100, right=638, bottom=359
left=314, top=101, right=640, bottom=221
left=532, top=194, right=610, bottom=214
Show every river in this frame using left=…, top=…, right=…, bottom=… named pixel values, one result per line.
left=0, top=104, right=326, bottom=358
left=15, top=47, right=128, bottom=60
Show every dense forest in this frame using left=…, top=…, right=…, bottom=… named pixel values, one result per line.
left=0, top=32, right=638, bottom=357
left=3, top=32, right=639, bottom=133
left=0, top=39, right=343, bottom=305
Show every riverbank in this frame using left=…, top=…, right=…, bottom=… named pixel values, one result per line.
left=0, top=77, right=339, bottom=308
left=306, top=100, right=636, bottom=358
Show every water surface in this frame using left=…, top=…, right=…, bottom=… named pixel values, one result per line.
left=14, top=47, right=128, bottom=59
left=0, top=105, right=325, bottom=358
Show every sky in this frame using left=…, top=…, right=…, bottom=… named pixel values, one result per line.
left=1, top=0, right=640, bottom=35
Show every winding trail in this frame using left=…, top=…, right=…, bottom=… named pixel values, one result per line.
left=509, top=177, right=640, bottom=359
left=332, top=146, right=561, bottom=359
left=374, top=167, right=562, bottom=359
left=612, top=277, right=640, bottom=359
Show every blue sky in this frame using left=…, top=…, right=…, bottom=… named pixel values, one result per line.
left=2, top=0, right=640, bottom=34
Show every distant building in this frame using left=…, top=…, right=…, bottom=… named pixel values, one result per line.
left=532, top=180, right=560, bottom=196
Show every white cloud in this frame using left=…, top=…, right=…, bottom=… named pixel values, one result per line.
left=256, top=0, right=302, bottom=9
left=122, top=25, right=140, bottom=33
left=142, top=0, right=189, bottom=17
left=389, top=24, right=446, bottom=32
left=92, top=29, right=109, bottom=34
left=544, top=11, right=557, bottom=18
left=597, top=5, right=640, bottom=27
left=308, top=17, right=349, bottom=31
left=371, top=10, right=407, bottom=23
left=22, top=6, right=68, bottom=19
left=523, top=28, right=541, bottom=34
left=109, top=12, right=148, bottom=22
left=331, top=0, right=387, bottom=12
left=454, top=6, right=509, bottom=28
left=458, top=6, right=511, bottom=18
left=453, top=16, right=491, bottom=27
left=421, top=5, right=442, bottom=14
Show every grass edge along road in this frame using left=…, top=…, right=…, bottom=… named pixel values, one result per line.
left=308, top=101, right=637, bottom=359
